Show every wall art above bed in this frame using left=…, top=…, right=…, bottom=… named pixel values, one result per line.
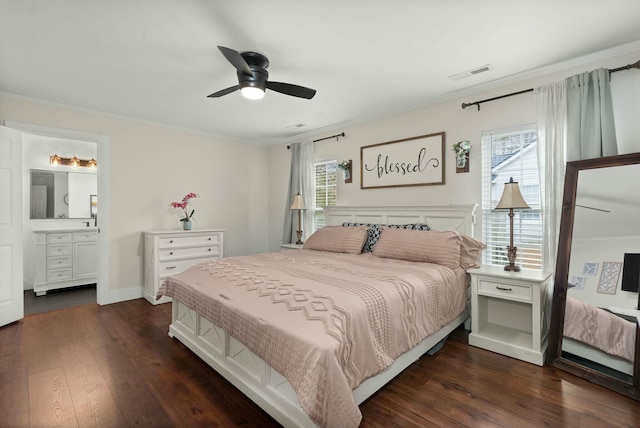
left=360, top=132, right=445, bottom=189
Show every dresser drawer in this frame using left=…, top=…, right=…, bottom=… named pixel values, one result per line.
left=47, top=255, right=72, bottom=269
left=477, top=278, right=532, bottom=302
left=47, top=243, right=73, bottom=257
left=159, top=257, right=215, bottom=277
left=159, top=245, right=221, bottom=261
left=159, top=234, right=220, bottom=249
left=47, top=268, right=73, bottom=282
left=74, top=231, right=98, bottom=242
left=46, top=233, right=72, bottom=244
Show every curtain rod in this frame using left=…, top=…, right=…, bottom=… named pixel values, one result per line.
left=287, top=132, right=345, bottom=149
left=461, top=59, right=640, bottom=111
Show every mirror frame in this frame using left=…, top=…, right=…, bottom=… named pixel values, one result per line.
left=548, top=152, right=640, bottom=401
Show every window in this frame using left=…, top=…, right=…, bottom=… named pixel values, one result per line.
left=313, top=160, right=337, bottom=231
left=481, top=125, right=542, bottom=270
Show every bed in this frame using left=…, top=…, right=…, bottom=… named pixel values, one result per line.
left=158, top=204, right=478, bottom=427
left=563, top=296, right=637, bottom=376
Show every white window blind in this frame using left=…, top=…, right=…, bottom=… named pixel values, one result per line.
left=481, top=125, right=542, bottom=270
left=313, top=160, right=337, bottom=231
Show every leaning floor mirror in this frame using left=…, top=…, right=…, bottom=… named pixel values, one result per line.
left=548, top=152, right=640, bottom=400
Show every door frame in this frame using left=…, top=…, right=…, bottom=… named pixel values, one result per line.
left=6, top=121, right=110, bottom=305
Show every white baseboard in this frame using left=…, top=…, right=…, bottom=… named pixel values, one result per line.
left=100, top=286, right=144, bottom=305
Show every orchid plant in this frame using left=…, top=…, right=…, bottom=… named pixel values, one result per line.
left=170, top=192, right=198, bottom=222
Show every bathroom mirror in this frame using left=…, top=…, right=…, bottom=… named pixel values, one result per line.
left=30, top=169, right=97, bottom=219
left=548, top=152, right=640, bottom=400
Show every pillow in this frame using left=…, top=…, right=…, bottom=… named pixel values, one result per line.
left=304, top=226, right=369, bottom=254
left=341, top=222, right=431, bottom=253
left=373, top=228, right=462, bottom=269
left=459, top=234, right=487, bottom=269
left=341, top=222, right=381, bottom=253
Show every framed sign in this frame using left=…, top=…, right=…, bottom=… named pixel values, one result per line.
left=360, top=132, right=445, bottom=189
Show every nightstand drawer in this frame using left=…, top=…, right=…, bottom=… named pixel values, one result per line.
left=478, top=279, right=532, bottom=302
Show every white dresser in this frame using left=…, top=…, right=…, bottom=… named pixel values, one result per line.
left=143, top=229, right=225, bottom=305
left=33, top=228, right=98, bottom=296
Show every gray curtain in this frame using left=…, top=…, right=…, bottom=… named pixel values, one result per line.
left=566, top=68, right=618, bottom=161
left=282, top=141, right=314, bottom=244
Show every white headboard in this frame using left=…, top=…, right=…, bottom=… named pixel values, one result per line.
left=323, top=204, right=478, bottom=237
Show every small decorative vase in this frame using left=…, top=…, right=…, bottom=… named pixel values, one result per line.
left=343, top=169, right=351, bottom=181
left=183, top=220, right=192, bottom=230
left=456, top=154, right=467, bottom=168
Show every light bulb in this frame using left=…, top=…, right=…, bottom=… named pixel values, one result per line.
left=240, top=86, right=265, bottom=100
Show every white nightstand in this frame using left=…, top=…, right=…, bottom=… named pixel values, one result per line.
left=280, top=243, right=304, bottom=250
left=468, top=265, right=552, bottom=366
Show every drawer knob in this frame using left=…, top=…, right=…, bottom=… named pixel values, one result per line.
left=169, top=251, right=174, bottom=255
left=496, top=286, right=513, bottom=292
left=208, top=248, right=211, bottom=252
left=208, top=237, right=212, bottom=241
left=166, top=266, right=176, bottom=270
left=169, top=240, right=174, bottom=243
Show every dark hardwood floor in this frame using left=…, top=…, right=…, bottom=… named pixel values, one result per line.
left=23, top=284, right=96, bottom=316
left=1, top=299, right=639, bottom=427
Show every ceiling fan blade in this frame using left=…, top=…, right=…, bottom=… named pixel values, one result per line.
left=207, top=85, right=240, bottom=98
left=266, top=81, right=316, bottom=99
left=217, top=46, right=253, bottom=77
left=576, top=204, right=611, bottom=213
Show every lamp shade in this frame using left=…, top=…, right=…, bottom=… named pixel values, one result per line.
left=290, top=192, right=305, bottom=210
left=495, top=177, right=530, bottom=210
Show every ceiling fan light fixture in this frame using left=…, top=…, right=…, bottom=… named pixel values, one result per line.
left=240, top=86, right=265, bottom=100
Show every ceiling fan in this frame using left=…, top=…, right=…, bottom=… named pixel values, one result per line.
left=207, top=46, right=316, bottom=100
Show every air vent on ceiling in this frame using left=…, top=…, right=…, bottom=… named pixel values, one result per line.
left=448, top=64, right=493, bottom=81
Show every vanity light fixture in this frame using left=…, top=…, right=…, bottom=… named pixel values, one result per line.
left=495, top=177, right=530, bottom=272
left=50, top=154, right=98, bottom=169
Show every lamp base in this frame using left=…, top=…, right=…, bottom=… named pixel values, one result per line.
left=504, top=245, right=520, bottom=272
left=295, top=230, right=303, bottom=245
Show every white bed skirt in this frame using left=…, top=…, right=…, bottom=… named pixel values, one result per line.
left=169, top=298, right=469, bottom=428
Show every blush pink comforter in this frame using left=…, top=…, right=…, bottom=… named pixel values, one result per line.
left=158, top=249, right=468, bottom=428
left=564, top=296, right=636, bottom=362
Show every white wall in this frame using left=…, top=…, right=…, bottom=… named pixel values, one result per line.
left=2, top=94, right=270, bottom=302
left=267, top=48, right=640, bottom=251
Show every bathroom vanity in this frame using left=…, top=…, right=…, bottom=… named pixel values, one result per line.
left=33, top=228, right=98, bottom=296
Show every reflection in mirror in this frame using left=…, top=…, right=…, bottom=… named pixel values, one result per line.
left=30, top=169, right=97, bottom=219
left=548, top=152, right=640, bottom=401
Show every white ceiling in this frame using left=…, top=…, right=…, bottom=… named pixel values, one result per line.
left=2, top=1, right=640, bottom=146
